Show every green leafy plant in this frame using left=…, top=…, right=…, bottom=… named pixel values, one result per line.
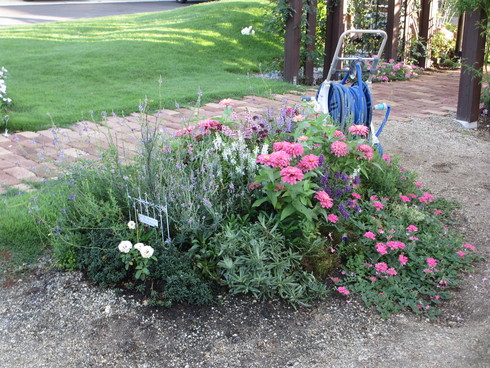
left=214, top=213, right=327, bottom=305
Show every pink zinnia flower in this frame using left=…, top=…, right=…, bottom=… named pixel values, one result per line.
left=256, top=154, right=271, bottom=165
left=407, top=225, right=418, bottom=232
left=414, top=181, right=423, bottom=187
left=456, top=250, right=466, bottom=258
left=426, top=258, right=438, bottom=267
left=197, top=119, right=222, bottom=133
left=280, top=166, right=304, bottom=185
left=372, top=201, right=384, bottom=211
left=174, top=126, right=194, bottom=137
left=463, top=243, right=475, bottom=250
left=273, top=141, right=289, bottom=152
left=298, top=135, right=309, bottom=142
left=399, top=195, right=411, bottom=203
left=219, top=98, right=234, bottom=107
left=283, top=142, right=304, bottom=157
left=348, top=124, right=369, bottom=136
left=370, top=277, right=377, bottom=282
left=330, top=141, right=349, bottom=157
left=375, top=242, right=388, bottom=255
left=327, top=214, right=339, bottom=223
left=364, top=231, right=376, bottom=240
left=292, top=114, right=305, bottom=122
left=357, top=144, right=374, bottom=161
left=268, top=150, right=292, bottom=168
left=434, top=209, right=443, bottom=215
left=399, top=254, right=408, bottom=266
left=314, top=191, right=333, bottom=208
left=409, top=236, right=419, bottom=241
left=274, top=184, right=285, bottom=192
left=382, top=154, right=391, bottom=165
left=352, top=192, right=362, bottom=200
left=375, top=262, right=388, bottom=273
left=338, top=286, right=350, bottom=295
left=297, top=154, right=320, bottom=172
left=333, top=130, right=346, bottom=138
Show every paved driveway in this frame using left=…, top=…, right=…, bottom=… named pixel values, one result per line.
left=0, top=0, right=197, bottom=26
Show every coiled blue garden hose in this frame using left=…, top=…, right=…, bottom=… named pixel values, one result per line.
left=312, top=62, right=391, bottom=154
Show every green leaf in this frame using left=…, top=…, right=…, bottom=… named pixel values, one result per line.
left=292, top=200, right=314, bottom=221
left=280, top=204, right=296, bottom=221
left=252, top=196, right=269, bottom=208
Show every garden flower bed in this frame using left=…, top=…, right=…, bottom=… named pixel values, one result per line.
left=35, top=101, right=478, bottom=318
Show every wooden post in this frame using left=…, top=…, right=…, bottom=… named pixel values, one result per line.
left=456, top=7, right=488, bottom=127
left=416, top=0, right=430, bottom=67
left=323, top=0, right=344, bottom=80
left=304, top=0, right=317, bottom=85
left=284, top=0, right=303, bottom=83
left=455, top=14, right=464, bottom=57
left=385, top=0, right=401, bottom=61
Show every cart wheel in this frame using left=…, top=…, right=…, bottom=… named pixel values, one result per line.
left=176, top=0, right=188, bottom=3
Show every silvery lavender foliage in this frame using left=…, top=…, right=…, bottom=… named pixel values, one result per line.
left=133, top=124, right=260, bottom=245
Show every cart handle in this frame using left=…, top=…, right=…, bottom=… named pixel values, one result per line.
left=325, top=29, right=388, bottom=84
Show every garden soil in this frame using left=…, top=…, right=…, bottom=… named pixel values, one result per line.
left=1, top=114, right=489, bottom=368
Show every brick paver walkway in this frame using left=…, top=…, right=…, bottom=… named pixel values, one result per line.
left=0, top=70, right=460, bottom=192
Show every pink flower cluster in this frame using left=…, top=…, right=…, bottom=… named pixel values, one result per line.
left=314, top=191, right=333, bottom=208
left=197, top=119, right=223, bottom=134
left=280, top=166, right=304, bottom=185
left=338, top=286, right=350, bottom=295
left=257, top=151, right=292, bottom=168
left=356, top=144, right=374, bottom=161
left=297, top=154, right=320, bottom=172
left=348, top=124, right=369, bottom=137
left=406, top=225, right=418, bottom=232
left=374, top=240, right=406, bottom=255
left=330, top=140, right=349, bottom=157
left=273, top=141, right=304, bottom=157
left=374, top=262, right=397, bottom=276
left=419, top=192, right=435, bottom=203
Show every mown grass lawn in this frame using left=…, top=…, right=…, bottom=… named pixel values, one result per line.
left=0, top=0, right=294, bottom=131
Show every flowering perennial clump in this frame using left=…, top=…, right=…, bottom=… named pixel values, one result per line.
left=42, top=98, right=479, bottom=316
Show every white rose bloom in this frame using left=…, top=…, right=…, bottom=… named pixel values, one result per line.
left=134, top=242, right=144, bottom=252
left=118, top=240, right=132, bottom=253
left=127, top=220, right=136, bottom=230
left=140, top=245, right=155, bottom=259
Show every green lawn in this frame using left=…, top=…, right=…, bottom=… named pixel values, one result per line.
left=0, top=0, right=294, bottom=131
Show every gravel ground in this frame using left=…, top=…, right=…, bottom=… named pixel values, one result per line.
left=1, top=113, right=489, bottom=368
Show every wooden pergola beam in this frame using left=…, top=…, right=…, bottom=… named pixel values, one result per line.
left=323, top=0, right=345, bottom=80
left=385, top=0, right=401, bottom=61
left=456, top=7, right=488, bottom=127
left=284, top=0, right=303, bottom=83
left=304, top=0, right=317, bottom=85
left=416, top=0, right=431, bottom=67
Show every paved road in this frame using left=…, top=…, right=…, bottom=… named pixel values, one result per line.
left=0, top=0, right=200, bottom=26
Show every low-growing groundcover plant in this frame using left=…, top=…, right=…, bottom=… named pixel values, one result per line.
left=25, top=101, right=478, bottom=318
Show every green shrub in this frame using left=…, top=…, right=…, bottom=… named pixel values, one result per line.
left=213, top=213, right=327, bottom=305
